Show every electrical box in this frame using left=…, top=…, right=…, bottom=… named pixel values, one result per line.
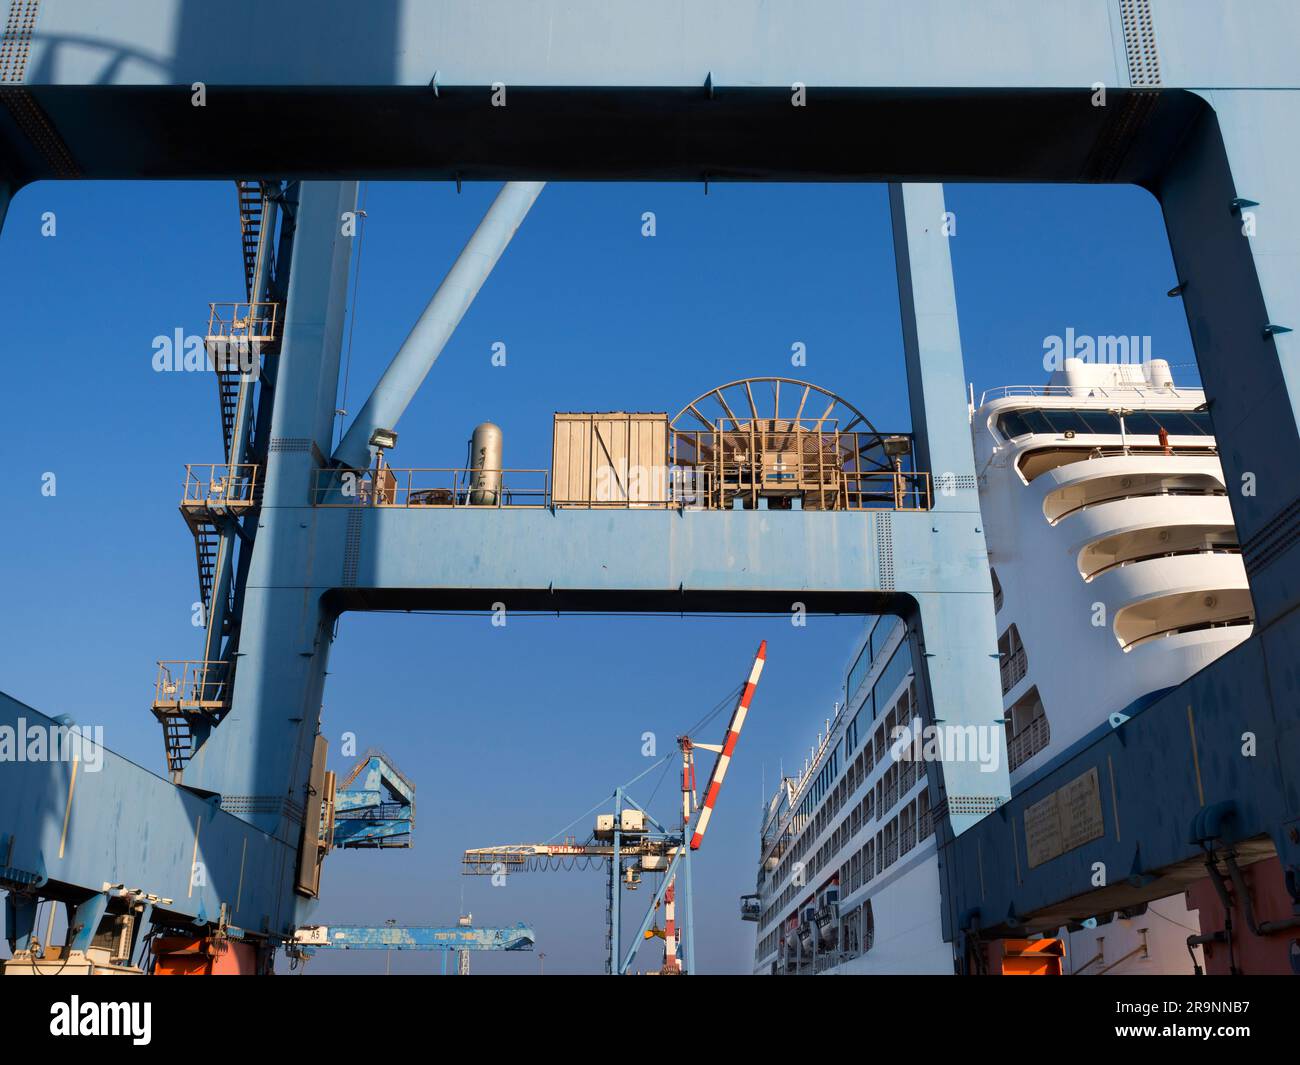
left=595, top=809, right=647, bottom=838
left=552, top=413, right=670, bottom=508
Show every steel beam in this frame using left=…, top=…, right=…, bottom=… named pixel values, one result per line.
left=332, top=181, right=544, bottom=471
left=0, top=691, right=298, bottom=935
left=890, top=184, right=1008, bottom=836
left=182, top=182, right=358, bottom=865
left=294, top=923, right=534, bottom=951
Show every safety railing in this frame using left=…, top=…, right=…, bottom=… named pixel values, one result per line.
left=182, top=463, right=260, bottom=510
left=1050, top=485, right=1227, bottom=525
left=1086, top=545, right=1242, bottom=582
left=313, top=467, right=551, bottom=508
left=152, top=660, right=232, bottom=715
left=1080, top=445, right=1218, bottom=459
left=312, top=465, right=930, bottom=511
left=552, top=466, right=717, bottom=509
left=1006, top=714, right=1051, bottom=773
left=1000, top=646, right=1028, bottom=695
left=207, top=301, right=281, bottom=343
left=978, top=383, right=1202, bottom=405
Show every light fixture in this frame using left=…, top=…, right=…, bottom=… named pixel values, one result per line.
left=369, top=428, right=398, bottom=451
left=883, top=435, right=912, bottom=458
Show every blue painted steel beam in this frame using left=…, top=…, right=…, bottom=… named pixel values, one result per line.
left=890, top=183, right=1008, bottom=837
left=332, top=181, right=544, bottom=472
left=0, top=691, right=300, bottom=935
left=292, top=506, right=991, bottom=605
left=294, top=923, right=534, bottom=951
left=333, top=751, right=415, bottom=849
left=181, top=181, right=358, bottom=845
left=11, top=2, right=1297, bottom=90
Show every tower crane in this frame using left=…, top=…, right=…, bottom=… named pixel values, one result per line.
left=462, top=640, right=766, bottom=974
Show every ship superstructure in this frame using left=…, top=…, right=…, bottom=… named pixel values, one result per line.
left=750, top=358, right=1254, bottom=975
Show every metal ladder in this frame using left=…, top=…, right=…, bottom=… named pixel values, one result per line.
left=236, top=180, right=263, bottom=300
left=218, top=180, right=265, bottom=458
left=160, top=713, right=195, bottom=776
left=191, top=519, right=221, bottom=620
left=216, top=369, right=242, bottom=461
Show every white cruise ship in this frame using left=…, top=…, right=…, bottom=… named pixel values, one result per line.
left=748, top=357, right=1255, bottom=975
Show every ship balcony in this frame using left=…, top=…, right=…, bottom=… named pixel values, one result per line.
left=1036, top=453, right=1226, bottom=524
left=1006, top=711, right=1051, bottom=773
left=1000, top=645, right=1028, bottom=695
left=1086, top=553, right=1254, bottom=650
left=1061, top=494, right=1238, bottom=580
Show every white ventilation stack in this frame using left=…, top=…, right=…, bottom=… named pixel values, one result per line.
left=1145, top=358, right=1175, bottom=391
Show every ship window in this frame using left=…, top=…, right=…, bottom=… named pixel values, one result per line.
left=1122, top=411, right=1162, bottom=435
left=1076, top=409, right=1121, bottom=434
left=875, top=640, right=913, bottom=708
left=1041, top=410, right=1090, bottom=435
left=998, top=407, right=1214, bottom=440
left=847, top=634, right=873, bottom=701
left=1020, top=409, right=1056, bottom=435
left=997, top=410, right=1030, bottom=438
left=1153, top=409, right=1213, bottom=435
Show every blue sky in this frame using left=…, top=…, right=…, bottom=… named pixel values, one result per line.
left=0, top=179, right=1194, bottom=973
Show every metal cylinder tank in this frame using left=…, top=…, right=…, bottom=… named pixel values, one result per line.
left=467, top=422, right=503, bottom=505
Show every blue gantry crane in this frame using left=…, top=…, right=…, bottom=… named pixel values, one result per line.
left=291, top=918, right=535, bottom=975
left=332, top=749, right=416, bottom=850
left=0, top=1, right=1298, bottom=976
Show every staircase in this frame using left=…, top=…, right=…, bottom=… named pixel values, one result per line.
left=152, top=184, right=272, bottom=776
left=216, top=367, right=242, bottom=462
left=220, top=181, right=268, bottom=460
left=180, top=465, right=262, bottom=625
left=191, top=518, right=223, bottom=621
left=150, top=659, right=233, bottom=776
left=236, top=180, right=263, bottom=300
left=159, top=713, right=195, bottom=776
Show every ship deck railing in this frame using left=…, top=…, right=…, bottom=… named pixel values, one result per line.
left=978, top=383, right=1205, bottom=406
left=1006, top=714, right=1051, bottom=773
left=1050, top=485, right=1228, bottom=525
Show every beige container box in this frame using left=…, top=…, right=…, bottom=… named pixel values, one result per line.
left=552, top=412, right=670, bottom=508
